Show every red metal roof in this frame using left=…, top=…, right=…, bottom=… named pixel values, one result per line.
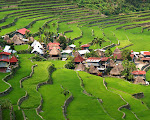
left=0, top=52, right=11, bottom=55
left=81, top=44, right=90, bottom=48
left=74, top=55, right=84, bottom=63
left=113, top=53, right=122, bottom=60
left=101, top=57, right=109, bottom=61
left=0, top=59, right=10, bottom=62
left=130, top=54, right=134, bottom=59
left=87, top=57, right=101, bottom=61
left=132, top=71, right=146, bottom=75
left=17, top=28, right=30, bottom=35
left=143, top=52, right=150, bottom=56
left=142, top=57, right=150, bottom=61
left=49, top=47, right=60, bottom=50
left=10, top=56, right=18, bottom=63
left=48, top=42, right=60, bottom=46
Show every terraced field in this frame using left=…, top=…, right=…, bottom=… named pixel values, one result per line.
left=0, top=0, right=149, bottom=51
left=0, top=0, right=150, bottom=119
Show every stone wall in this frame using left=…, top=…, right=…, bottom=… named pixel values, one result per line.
left=0, top=63, right=20, bottom=97
left=102, top=43, right=116, bottom=50
left=0, top=106, right=2, bottom=120
left=120, top=44, right=134, bottom=50
left=17, top=91, right=29, bottom=107
left=10, top=105, right=15, bottom=120
left=36, top=64, right=56, bottom=119
left=132, top=92, right=144, bottom=99
left=22, top=110, right=26, bottom=120
left=62, top=95, right=74, bottom=120
left=20, top=65, right=37, bottom=88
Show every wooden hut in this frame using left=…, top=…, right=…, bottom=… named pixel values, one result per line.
left=73, top=51, right=80, bottom=57
left=110, top=64, right=124, bottom=76
left=134, top=76, right=146, bottom=85
left=109, top=59, right=115, bottom=68
left=49, top=47, right=61, bottom=58
left=75, top=63, right=85, bottom=71
left=28, top=37, right=35, bottom=42
left=11, top=34, right=24, bottom=45
left=65, top=46, right=72, bottom=50
left=4, top=35, right=12, bottom=44
left=89, top=65, right=99, bottom=74
left=74, top=55, right=84, bottom=64
left=0, top=46, right=2, bottom=50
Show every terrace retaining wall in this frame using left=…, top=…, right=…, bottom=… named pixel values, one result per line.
left=36, top=64, right=56, bottom=119
left=62, top=95, right=74, bottom=120
left=120, top=44, right=133, bottom=50
left=72, top=31, right=83, bottom=41
left=0, top=106, right=2, bottom=120
left=102, top=43, right=116, bottom=50
left=20, top=64, right=37, bottom=88
left=17, top=91, right=29, bottom=108
left=0, top=63, right=20, bottom=97
left=132, top=92, right=144, bottom=99
left=10, top=105, right=15, bottom=120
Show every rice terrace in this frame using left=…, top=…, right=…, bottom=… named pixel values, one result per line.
left=0, top=0, right=150, bottom=119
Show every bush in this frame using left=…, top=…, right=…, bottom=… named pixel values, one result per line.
left=32, top=55, right=45, bottom=61
left=65, top=61, right=75, bottom=69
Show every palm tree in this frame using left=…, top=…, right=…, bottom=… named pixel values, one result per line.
left=92, top=37, right=105, bottom=48
left=78, top=41, right=82, bottom=47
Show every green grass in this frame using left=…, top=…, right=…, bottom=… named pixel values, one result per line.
left=0, top=54, right=34, bottom=105
left=21, top=61, right=52, bottom=109
left=0, top=73, right=9, bottom=93
left=14, top=44, right=29, bottom=51
left=2, top=109, right=10, bottom=120
left=146, top=69, right=150, bottom=82
left=78, top=71, right=126, bottom=119
left=49, top=61, right=112, bottom=120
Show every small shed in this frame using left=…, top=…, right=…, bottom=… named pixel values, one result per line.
left=74, top=55, right=84, bottom=64
left=61, top=50, right=73, bottom=58
left=11, top=34, right=24, bottom=45
left=134, top=76, right=146, bottom=85
left=89, top=65, right=99, bottom=74
left=80, top=44, right=90, bottom=50
left=49, top=47, right=61, bottom=57
left=75, top=63, right=85, bottom=71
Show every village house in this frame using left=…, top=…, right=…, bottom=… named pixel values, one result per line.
left=47, top=42, right=60, bottom=50
left=141, top=52, right=150, bottom=63
left=95, top=49, right=105, bottom=57
left=69, top=44, right=76, bottom=50
left=0, top=52, right=18, bottom=72
left=80, top=44, right=90, bottom=50
left=13, top=28, right=30, bottom=39
left=74, top=54, right=84, bottom=64
left=49, top=47, right=61, bottom=58
left=3, top=35, right=12, bottom=44
left=61, top=50, right=73, bottom=60
left=78, top=50, right=90, bottom=57
left=75, top=63, right=86, bottom=71
left=133, top=76, right=146, bottom=85
left=113, top=48, right=123, bottom=63
left=86, top=57, right=110, bottom=72
left=65, top=46, right=72, bottom=50
left=3, top=45, right=17, bottom=54
left=132, top=71, right=146, bottom=79
left=11, top=34, right=24, bottom=45
left=89, top=65, right=99, bottom=75
left=110, top=63, right=124, bottom=76
left=31, top=40, right=44, bottom=55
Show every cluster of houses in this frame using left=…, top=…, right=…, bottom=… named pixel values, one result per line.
left=1, top=28, right=150, bottom=85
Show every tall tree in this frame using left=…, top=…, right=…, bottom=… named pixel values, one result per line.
left=92, top=37, right=105, bottom=48
left=121, top=60, right=136, bottom=80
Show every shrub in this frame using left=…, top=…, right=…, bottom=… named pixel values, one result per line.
left=65, top=61, right=75, bottom=69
